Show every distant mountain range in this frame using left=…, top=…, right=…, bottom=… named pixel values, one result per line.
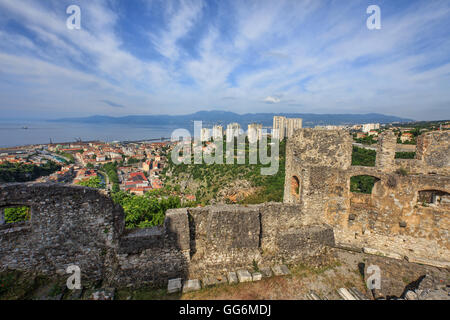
left=50, top=111, right=413, bottom=128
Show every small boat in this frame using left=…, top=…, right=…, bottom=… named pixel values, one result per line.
left=21, top=126, right=28, bottom=129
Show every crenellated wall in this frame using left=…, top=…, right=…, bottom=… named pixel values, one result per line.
left=284, top=129, right=450, bottom=263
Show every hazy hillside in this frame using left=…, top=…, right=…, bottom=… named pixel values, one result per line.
left=50, top=111, right=413, bottom=128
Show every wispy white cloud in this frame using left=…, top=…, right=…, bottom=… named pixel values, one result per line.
left=150, top=0, right=204, bottom=60
left=264, top=96, right=281, bottom=104
left=0, top=0, right=449, bottom=119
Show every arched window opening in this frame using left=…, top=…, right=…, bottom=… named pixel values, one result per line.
left=291, top=176, right=300, bottom=197
left=418, top=190, right=450, bottom=206
left=350, top=175, right=381, bottom=194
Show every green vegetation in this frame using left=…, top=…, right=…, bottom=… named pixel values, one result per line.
left=395, top=167, right=408, bottom=176
left=353, top=135, right=377, bottom=145
left=101, top=162, right=120, bottom=192
left=350, top=175, right=379, bottom=194
left=164, top=139, right=286, bottom=205
left=111, top=191, right=181, bottom=228
left=56, top=151, right=75, bottom=164
left=4, top=206, right=30, bottom=223
left=351, top=146, right=376, bottom=167
left=127, top=157, right=141, bottom=165
left=395, top=152, right=416, bottom=159
left=0, top=161, right=61, bottom=183
left=75, top=176, right=104, bottom=189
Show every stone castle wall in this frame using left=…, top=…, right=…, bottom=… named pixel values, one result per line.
left=284, top=129, right=450, bottom=263
left=0, top=183, right=124, bottom=281
left=0, top=184, right=334, bottom=287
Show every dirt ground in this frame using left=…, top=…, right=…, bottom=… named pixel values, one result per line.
left=2, top=248, right=448, bottom=300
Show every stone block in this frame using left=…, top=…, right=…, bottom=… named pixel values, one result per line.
left=362, top=247, right=403, bottom=260
left=227, top=272, right=238, bottom=284
left=236, top=269, right=252, bottom=282
left=165, top=208, right=190, bottom=251
left=259, top=267, right=273, bottom=278
left=167, top=278, right=182, bottom=294
left=252, top=272, right=262, bottom=281
left=183, top=280, right=201, bottom=293
left=202, top=276, right=218, bottom=287
left=406, top=257, right=450, bottom=269
left=272, top=265, right=290, bottom=276
left=202, top=275, right=227, bottom=287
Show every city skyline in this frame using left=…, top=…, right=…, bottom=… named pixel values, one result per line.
left=0, top=0, right=450, bottom=120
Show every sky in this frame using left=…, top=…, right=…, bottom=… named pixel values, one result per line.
left=0, top=0, right=449, bottom=120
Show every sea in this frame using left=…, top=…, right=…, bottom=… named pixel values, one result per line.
left=0, top=121, right=182, bottom=148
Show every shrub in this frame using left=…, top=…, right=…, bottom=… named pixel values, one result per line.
left=4, top=206, right=30, bottom=223
left=395, top=168, right=408, bottom=176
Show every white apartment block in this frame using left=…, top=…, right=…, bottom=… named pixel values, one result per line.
left=362, top=123, right=380, bottom=133
left=226, top=123, right=242, bottom=142
left=212, top=125, right=223, bottom=140
left=273, top=116, right=303, bottom=140
left=200, top=128, right=211, bottom=142
left=248, top=123, right=263, bottom=143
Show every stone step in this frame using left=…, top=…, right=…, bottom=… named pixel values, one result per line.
left=252, top=272, right=262, bottom=281
left=227, top=272, right=238, bottom=284
left=167, top=278, right=182, bottom=294
left=236, top=269, right=252, bottom=283
left=182, top=279, right=201, bottom=293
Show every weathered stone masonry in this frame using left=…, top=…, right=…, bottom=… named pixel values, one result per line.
left=0, top=184, right=334, bottom=287
left=284, top=129, right=449, bottom=263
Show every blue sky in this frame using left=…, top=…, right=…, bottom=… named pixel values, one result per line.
left=0, top=0, right=449, bottom=120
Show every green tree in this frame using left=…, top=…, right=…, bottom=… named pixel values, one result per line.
left=4, top=206, right=30, bottom=223
left=0, top=161, right=61, bottom=183
left=76, top=176, right=104, bottom=189
left=351, top=146, right=376, bottom=167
